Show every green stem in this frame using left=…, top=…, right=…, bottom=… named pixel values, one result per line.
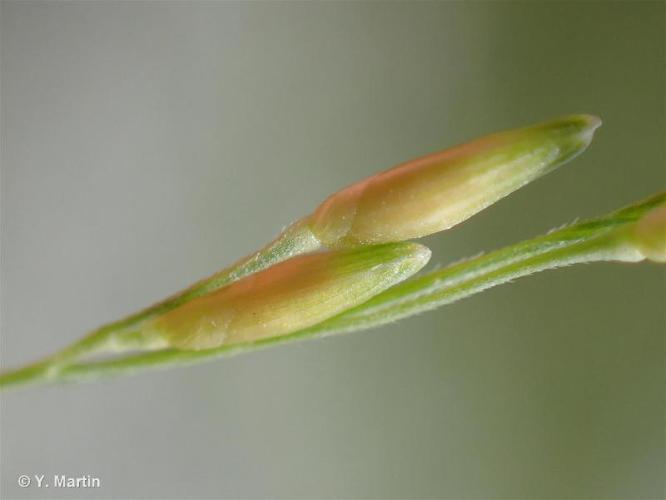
left=3, top=192, right=661, bottom=390
left=0, top=220, right=320, bottom=388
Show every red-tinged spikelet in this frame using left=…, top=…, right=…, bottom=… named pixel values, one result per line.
left=306, top=115, right=601, bottom=248
left=149, top=242, right=431, bottom=350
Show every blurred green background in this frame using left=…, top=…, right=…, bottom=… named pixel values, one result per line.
left=1, top=2, right=664, bottom=499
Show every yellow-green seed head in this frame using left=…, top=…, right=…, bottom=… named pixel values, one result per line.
left=631, top=205, right=666, bottom=263
left=150, top=242, right=431, bottom=350
left=306, top=114, right=602, bottom=248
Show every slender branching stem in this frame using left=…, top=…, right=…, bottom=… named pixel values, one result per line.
left=2, top=192, right=661, bottom=391
left=0, top=220, right=320, bottom=389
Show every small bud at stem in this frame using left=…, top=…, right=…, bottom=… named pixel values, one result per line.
left=306, top=114, right=602, bottom=248
left=149, top=242, right=431, bottom=350
left=630, top=205, right=666, bottom=262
